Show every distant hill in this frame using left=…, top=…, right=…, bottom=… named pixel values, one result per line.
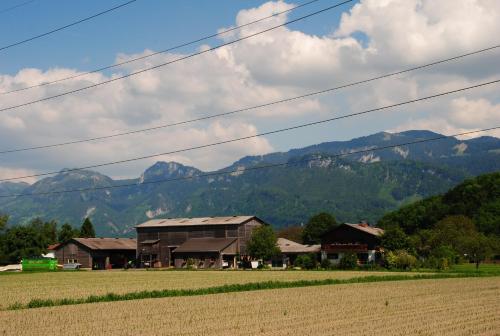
left=378, top=172, right=500, bottom=235
left=0, top=130, right=498, bottom=236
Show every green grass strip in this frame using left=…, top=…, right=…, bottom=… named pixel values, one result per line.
left=7, top=273, right=490, bottom=310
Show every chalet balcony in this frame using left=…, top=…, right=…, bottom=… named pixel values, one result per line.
left=322, top=243, right=369, bottom=253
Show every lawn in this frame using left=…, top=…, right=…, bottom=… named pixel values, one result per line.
left=0, top=269, right=405, bottom=309
left=0, top=277, right=498, bottom=335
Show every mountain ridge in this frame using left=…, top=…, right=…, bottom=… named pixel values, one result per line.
left=1, top=130, right=498, bottom=235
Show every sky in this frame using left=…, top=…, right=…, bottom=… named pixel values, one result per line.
left=0, top=0, right=499, bottom=183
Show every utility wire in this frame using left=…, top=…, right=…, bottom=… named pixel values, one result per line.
left=0, top=0, right=353, bottom=113
left=0, top=0, right=37, bottom=15
left=1, top=127, right=497, bottom=198
left=0, top=0, right=138, bottom=52
left=0, top=44, right=498, bottom=155
left=0, top=0, right=325, bottom=95
left=1, top=78, right=498, bottom=183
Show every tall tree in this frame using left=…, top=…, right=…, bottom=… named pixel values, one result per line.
left=302, top=212, right=338, bottom=244
left=247, top=225, right=280, bottom=261
left=80, top=218, right=96, bottom=238
left=380, top=226, right=411, bottom=251
left=58, top=223, right=79, bottom=243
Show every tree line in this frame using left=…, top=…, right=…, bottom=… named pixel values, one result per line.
left=0, top=216, right=95, bottom=264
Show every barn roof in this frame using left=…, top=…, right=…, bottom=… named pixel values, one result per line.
left=345, top=223, right=384, bottom=236
left=71, top=238, right=137, bottom=250
left=136, top=216, right=263, bottom=228
left=277, top=238, right=320, bottom=254
left=173, top=238, right=237, bottom=253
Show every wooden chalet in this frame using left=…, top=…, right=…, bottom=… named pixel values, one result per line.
left=135, top=215, right=265, bottom=268
left=53, top=238, right=137, bottom=269
left=321, top=223, right=384, bottom=265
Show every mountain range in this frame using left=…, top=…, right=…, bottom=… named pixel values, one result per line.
left=0, top=130, right=498, bottom=236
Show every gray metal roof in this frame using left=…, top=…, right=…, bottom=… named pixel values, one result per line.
left=277, top=238, right=320, bottom=254
left=71, top=238, right=137, bottom=250
left=136, top=216, right=260, bottom=228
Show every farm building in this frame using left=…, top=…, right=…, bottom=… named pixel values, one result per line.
left=321, top=223, right=384, bottom=265
left=135, top=216, right=265, bottom=268
left=274, top=238, right=320, bottom=268
left=53, top=238, right=137, bottom=269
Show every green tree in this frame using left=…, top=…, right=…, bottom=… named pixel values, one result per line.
left=302, top=212, right=337, bottom=244
left=2, top=224, right=48, bottom=263
left=0, top=215, right=8, bottom=264
left=58, top=223, right=79, bottom=243
left=463, top=233, right=497, bottom=269
left=338, top=252, right=358, bottom=270
left=380, top=226, right=411, bottom=251
left=247, top=225, right=280, bottom=261
left=80, top=218, right=96, bottom=238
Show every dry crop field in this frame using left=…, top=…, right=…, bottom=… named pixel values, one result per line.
left=0, top=270, right=400, bottom=309
left=0, top=277, right=498, bottom=336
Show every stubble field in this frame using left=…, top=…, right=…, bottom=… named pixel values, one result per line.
left=0, top=277, right=498, bottom=336
left=0, top=269, right=403, bottom=309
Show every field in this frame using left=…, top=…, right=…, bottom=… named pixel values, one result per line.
left=0, top=269, right=405, bottom=309
left=0, top=277, right=498, bottom=335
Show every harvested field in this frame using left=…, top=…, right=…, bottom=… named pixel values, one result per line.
left=0, top=270, right=401, bottom=309
left=0, top=277, right=498, bottom=335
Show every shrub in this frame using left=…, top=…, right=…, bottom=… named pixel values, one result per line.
left=385, top=250, right=417, bottom=270
left=320, top=258, right=332, bottom=269
left=294, top=254, right=317, bottom=269
left=339, top=252, right=358, bottom=270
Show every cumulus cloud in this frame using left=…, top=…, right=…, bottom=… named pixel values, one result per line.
left=0, top=0, right=499, bottom=182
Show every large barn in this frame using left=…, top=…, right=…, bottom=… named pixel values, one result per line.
left=321, top=223, right=384, bottom=265
left=53, top=238, right=137, bottom=269
left=135, top=216, right=265, bottom=268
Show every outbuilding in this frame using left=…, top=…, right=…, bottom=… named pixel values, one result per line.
left=275, top=238, right=320, bottom=268
left=53, top=238, right=137, bottom=269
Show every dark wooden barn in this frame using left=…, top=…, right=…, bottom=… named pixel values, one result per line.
left=135, top=216, right=265, bottom=268
left=321, top=223, right=384, bottom=265
left=53, top=238, right=137, bottom=269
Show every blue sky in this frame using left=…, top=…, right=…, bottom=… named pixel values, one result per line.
left=0, top=0, right=498, bottom=181
left=0, top=0, right=356, bottom=75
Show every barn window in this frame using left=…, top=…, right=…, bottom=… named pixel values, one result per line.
left=67, top=259, right=78, bottom=263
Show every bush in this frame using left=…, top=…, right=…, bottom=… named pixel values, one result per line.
left=294, top=254, right=317, bottom=269
left=385, top=250, right=417, bottom=270
left=339, top=252, right=358, bottom=270
left=320, top=258, right=332, bottom=269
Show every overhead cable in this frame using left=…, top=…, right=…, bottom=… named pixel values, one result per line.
left=0, top=0, right=354, bottom=113
left=0, top=0, right=325, bottom=95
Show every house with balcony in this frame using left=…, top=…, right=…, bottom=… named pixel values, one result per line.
left=321, top=222, right=384, bottom=265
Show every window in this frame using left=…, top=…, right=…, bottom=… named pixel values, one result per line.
left=327, top=253, right=339, bottom=260
left=67, top=259, right=78, bottom=263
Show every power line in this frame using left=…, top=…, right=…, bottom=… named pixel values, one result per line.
left=0, top=0, right=138, bottom=52
left=1, top=127, right=497, bottom=198
left=0, top=0, right=325, bottom=95
left=0, top=0, right=37, bottom=15
left=1, top=44, right=498, bottom=155
left=0, top=1, right=353, bottom=113
left=1, top=78, right=498, bottom=183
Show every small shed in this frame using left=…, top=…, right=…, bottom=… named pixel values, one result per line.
left=54, top=238, right=137, bottom=269
left=275, top=238, right=321, bottom=268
